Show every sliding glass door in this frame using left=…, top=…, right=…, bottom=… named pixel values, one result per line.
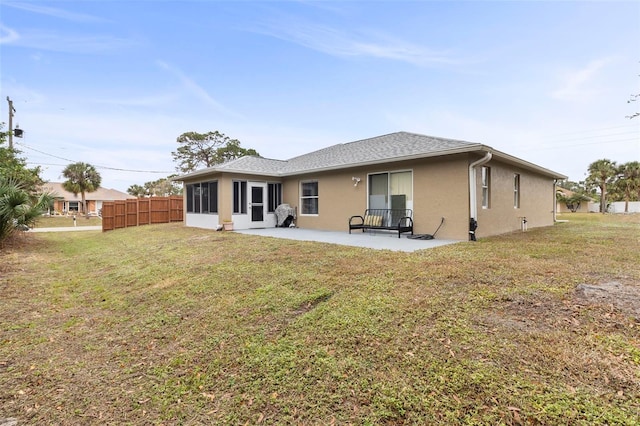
left=368, top=171, right=412, bottom=210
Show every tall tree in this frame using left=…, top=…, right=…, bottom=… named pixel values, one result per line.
left=0, top=124, right=43, bottom=193
left=616, top=161, right=640, bottom=212
left=0, top=125, right=51, bottom=244
left=144, top=177, right=182, bottom=197
left=127, top=176, right=182, bottom=197
left=557, top=179, right=587, bottom=193
left=62, top=162, right=102, bottom=217
left=172, top=131, right=259, bottom=173
left=127, top=184, right=147, bottom=197
left=586, top=159, right=618, bottom=213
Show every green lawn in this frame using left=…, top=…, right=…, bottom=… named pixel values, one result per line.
left=1, top=214, right=638, bottom=425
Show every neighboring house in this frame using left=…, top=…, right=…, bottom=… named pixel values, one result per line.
left=42, top=182, right=135, bottom=215
left=174, top=132, right=566, bottom=240
left=556, top=187, right=592, bottom=213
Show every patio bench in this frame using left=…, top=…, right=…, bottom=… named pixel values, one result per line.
left=348, top=209, right=413, bottom=238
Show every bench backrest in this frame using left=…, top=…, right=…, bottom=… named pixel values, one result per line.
left=363, top=209, right=412, bottom=227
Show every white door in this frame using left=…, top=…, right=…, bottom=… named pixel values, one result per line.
left=248, top=182, right=267, bottom=228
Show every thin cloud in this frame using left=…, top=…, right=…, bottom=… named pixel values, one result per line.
left=94, top=93, right=178, bottom=108
left=551, top=58, right=614, bottom=101
left=3, top=2, right=109, bottom=23
left=156, top=61, right=241, bottom=117
left=0, top=24, right=19, bottom=44
left=254, top=20, right=459, bottom=67
left=1, top=29, right=140, bottom=53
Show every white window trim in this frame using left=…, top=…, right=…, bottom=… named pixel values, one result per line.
left=481, top=166, right=491, bottom=209
left=514, top=173, right=520, bottom=209
left=300, top=180, right=319, bottom=216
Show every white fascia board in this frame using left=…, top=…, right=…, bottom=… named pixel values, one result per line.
left=489, top=149, right=567, bottom=179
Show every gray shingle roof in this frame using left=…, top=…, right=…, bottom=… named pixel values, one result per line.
left=42, top=182, right=135, bottom=201
left=176, top=131, right=565, bottom=180
left=282, top=131, right=480, bottom=174
left=216, top=156, right=288, bottom=174
left=178, top=131, right=482, bottom=179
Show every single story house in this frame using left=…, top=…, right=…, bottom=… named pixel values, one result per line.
left=42, top=182, right=135, bottom=216
left=174, top=132, right=566, bottom=240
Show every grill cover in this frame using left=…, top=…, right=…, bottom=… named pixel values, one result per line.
left=274, top=203, right=296, bottom=227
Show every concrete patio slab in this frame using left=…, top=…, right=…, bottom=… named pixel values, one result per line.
left=235, top=228, right=461, bottom=252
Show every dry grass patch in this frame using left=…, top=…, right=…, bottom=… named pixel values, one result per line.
left=33, top=215, right=102, bottom=228
left=1, top=214, right=639, bottom=425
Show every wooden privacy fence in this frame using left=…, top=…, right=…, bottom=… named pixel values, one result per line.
left=102, top=196, right=183, bottom=232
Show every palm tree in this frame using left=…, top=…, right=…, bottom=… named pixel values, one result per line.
left=0, top=177, right=52, bottom=244
left=617, top=161, right=640, bottom=213
left=586, top=159, right=618, bottom=213
left=62, top=162, right=102, bottom=217
left=127, top=184, right=147, bottom=197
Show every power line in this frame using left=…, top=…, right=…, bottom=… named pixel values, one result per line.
left=16, top=141, right=174, bottom=174
left=544, top=131, right=639, bottom=144
left=539, top=124, right=639, bottom=138
left=519, top=137, right=639, bottom=152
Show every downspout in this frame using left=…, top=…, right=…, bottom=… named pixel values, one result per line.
left=468, top=151, right=492, bottom=241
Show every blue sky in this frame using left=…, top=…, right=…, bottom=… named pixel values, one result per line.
left=1, top=0, right=639, bottom=192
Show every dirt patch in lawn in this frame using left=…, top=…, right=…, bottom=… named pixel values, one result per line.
left=477, top=280, right=640, bottom=334
left=575, top=281, right=640, bottom=320
left=477, top=294, right=570, bottom=333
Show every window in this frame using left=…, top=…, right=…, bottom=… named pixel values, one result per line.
left=268, top=183, right=282, bottom=213
left=368, top=171, right=413, bottom=209
left=186, top=181, right=218, bottom=214
left=68, top=201, right=79, bottom=212
left=514, top=173, right=520, bottom=209
left=481, top=167, right=491, bottom=209
left=233, top=181, right=247, bottom=214
left=300, top=181, right=318, bottom=215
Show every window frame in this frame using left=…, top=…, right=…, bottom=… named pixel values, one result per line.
left=233, top=180, right=247, bottom=214
left=481, top=166, right=491, bottom=209
left=267, top=182, right=283, bottom=213
left=300, top=180, right=319, bottom=216
left=367, top=170, right=413, bottom=209
left=513, top=173, right=520, bottom=209
left=186, top=181, right=218, bottom=214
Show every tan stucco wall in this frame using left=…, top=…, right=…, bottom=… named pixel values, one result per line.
left=282, top=154, right=472, bottom=240
left=412, top=156, right=470, bottom=240
left=181, top=154, right=558, bottom=240
left=475, top=159, right=556, bottom=238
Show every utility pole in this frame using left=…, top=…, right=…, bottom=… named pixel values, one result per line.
left=6, top=96, right=15, bottom=149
